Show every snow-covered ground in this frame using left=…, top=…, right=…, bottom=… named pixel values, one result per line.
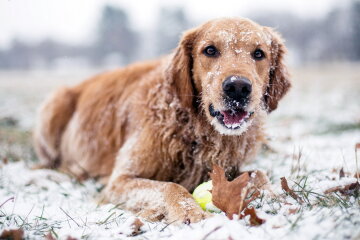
left=0, top=64, right=359, bottom=239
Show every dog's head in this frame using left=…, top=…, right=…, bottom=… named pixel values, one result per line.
left=166, top=18, right=291, bottom=135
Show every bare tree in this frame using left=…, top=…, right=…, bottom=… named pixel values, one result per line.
left=92, top=5, right=139, bottom=65
left=155, top=7, right=191, bottom=55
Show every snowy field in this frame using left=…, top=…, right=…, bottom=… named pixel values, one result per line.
left=0, top=64, right=359, bottom=239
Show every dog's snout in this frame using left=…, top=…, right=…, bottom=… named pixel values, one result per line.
left=222, top=76, right=252, bottom=102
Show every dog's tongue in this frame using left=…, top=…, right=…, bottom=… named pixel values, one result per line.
left=221, top=110, right=247, bottom=125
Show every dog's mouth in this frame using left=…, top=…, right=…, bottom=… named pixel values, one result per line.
left=209, top=104, right=253, bottom=130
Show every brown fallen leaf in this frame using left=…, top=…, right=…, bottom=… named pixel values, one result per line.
left=0, top=228, right=24, bottom=240
left=44, top=232, right=56, bottom=240
left=355, top=143, right=360, bottom=180
left=243, top=170, right=274, bottom=194
left=324, top=186, right=342, bottom=194
left=66, top=237, right=78, bottom=240
left=240, top=207, right=266, bottom=226
left=339, top=167, right=345, bottom=179
left=324, top=181, right=360, bottom=195
left=210, top=165, right=267, bottom=225
left=287, top=207, right=299, bottom=215
left=243, top=190, right=261, bottom=210
left=355, top=173, right=360, bottom=179
left=280, top=177, right=303, bottom=203
left=210, top=165, right=250, bottom=219
left=272, top=224, right=284, bottom=229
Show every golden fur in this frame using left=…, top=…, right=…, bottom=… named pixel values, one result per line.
left=33, top=18, right=290, bottom=224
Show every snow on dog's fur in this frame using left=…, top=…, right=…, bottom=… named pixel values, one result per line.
left=33, top=18, right=290, bottom=224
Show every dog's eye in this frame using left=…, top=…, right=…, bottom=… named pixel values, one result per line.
left=203, top=46, right=219, bottom=57
left=253, top=49, right=265, bottom=60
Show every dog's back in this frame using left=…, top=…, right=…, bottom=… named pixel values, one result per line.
left=33, top=59, right=162, bottom=179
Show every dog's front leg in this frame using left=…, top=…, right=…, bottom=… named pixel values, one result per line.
left=104, top=175, right=209, bottom=224
left=102, top=133, right=210, bottom=224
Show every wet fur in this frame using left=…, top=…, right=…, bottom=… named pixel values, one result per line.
left=33, top=18, right=290, bottom=223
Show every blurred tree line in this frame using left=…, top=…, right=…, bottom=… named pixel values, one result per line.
left=0, top=2, right=360, bottom=70
left=253, top=1, right=360, bottom=63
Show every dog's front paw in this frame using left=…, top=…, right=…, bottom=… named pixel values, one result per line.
left=168, top=201, right=212, bottom=224
left=164, top=183, right=212, bottom=224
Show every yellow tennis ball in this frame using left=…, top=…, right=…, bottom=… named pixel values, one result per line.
left=192, top=180, right=221, bottom=213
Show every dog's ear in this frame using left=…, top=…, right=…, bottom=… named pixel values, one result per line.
left=165, top=28, right=198, bottom=109
left=264, top=27, right=291, bottom=112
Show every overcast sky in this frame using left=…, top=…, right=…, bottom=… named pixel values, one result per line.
left=0, top=0, right=342, bottom=48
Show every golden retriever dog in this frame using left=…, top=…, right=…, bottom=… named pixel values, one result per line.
left=33, top=18, right=290, bottom=224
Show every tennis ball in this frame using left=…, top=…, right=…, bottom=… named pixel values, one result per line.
left=192, top=180, right=221, bottom=213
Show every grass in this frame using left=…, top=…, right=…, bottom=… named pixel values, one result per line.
left=0, top=118, right=36, bottom=163
left=315, top=121, right=360, bottom=135
left=291, top=175, right=358, bottom=209
left=0, top=209, right=61, bottom=238
left=285, top=174, right=359, bottom=236
left=247, top=146, right=360, bottom=238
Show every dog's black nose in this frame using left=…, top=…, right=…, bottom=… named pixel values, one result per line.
left=222, top=76, right=252, bottom=103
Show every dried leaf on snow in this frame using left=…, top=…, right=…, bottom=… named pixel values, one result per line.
left=325, top=144, right=360, bottom=196
left=355, top=173, right=360, bottom=179
left=280, top=177, right=303, bottom=203
left=355, top=143, right=360, bottom=180
left=287, top=207, right=299, bottom=215
left=210, top=165, right=265, bottom=226
left=339, top=167, right=345, bottom=179
left=0, top=228, right=24, bottom=240
left=324, top=181, right=360, bottom=195
left=45, top=233, right=57, bottom=240
left=210, top=165, right=250, bottom=219
left=240, top=207, right=266, bottom=226
left=66, top=237, right=78, bottom=240
left=356, top=143, right=360, bottom=150
left=243, top=170, right=274, bottom=194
